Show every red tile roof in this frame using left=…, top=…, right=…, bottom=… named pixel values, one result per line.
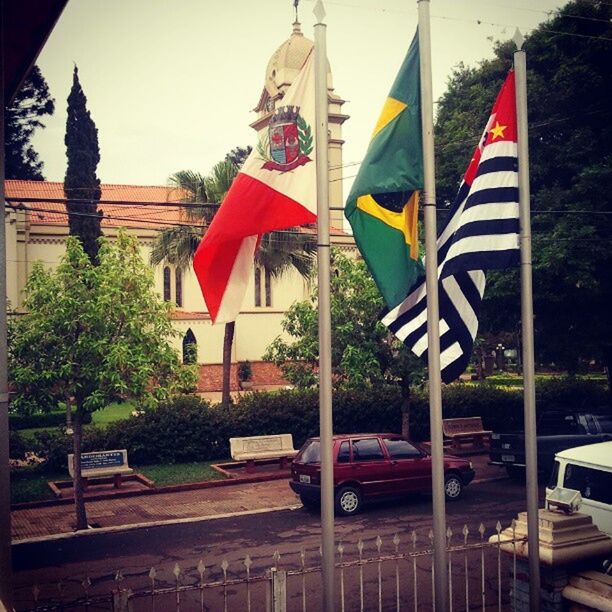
left=5, top=180, right=192, bottom=230
left=170, top=311, right=211, bottom=321
left=5, top=179, right=351, bottom=236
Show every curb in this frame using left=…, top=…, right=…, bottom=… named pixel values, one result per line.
left=12, top=476, right=509, bottom=545
left=12, top=470, right=291, bottom=510
left=12, top=503, right=303, bottom=546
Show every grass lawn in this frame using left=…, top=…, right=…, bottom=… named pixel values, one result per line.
left=10, top=460, right=226, bottom=504
left=137, top=461, right=225, bottom=487
left=466, top=373, right=608, bottom=389
left=15, top=402, right=136, bottom=441
left=10, top=468, right=66, bottom=505
left=91, top=401, right=135, bottom=426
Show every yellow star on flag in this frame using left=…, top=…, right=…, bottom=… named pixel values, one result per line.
left=490, top=121, right=507, bottom=140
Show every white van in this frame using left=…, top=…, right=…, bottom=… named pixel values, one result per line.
left=546, top=441, right=612, bottom=536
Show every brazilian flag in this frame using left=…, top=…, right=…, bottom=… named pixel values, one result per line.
left=345, top=31, right=423, bottom=310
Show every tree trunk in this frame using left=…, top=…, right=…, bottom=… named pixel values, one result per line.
left=72, top=405, right=88, bottom=530
left=221, top=321, right=235, bottom=407
left=65, top=402, right=72, bottom=430
left=400, top=378, right=411, bottom=440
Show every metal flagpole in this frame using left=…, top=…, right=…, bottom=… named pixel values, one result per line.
left=513, top=29, right=541, bottom=612
left=314, top=2, right=335, bottom=610
left=418, top=1, right=448, bottom=610
left=0, top=15, right=15, bottom=607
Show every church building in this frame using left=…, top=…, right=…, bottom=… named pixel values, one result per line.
left=4, top=18, right=354, bottom=395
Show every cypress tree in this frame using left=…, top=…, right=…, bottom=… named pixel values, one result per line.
left=64, top=66, right=102, bottom=263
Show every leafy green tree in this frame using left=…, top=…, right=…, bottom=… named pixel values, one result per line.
left=224, top=145, right=252, bottom=168
left=9, top=232, right=196, bottom=529
left=64, top=66, right=103, bottom=263
left=151, top=154, right=315, bottom=406
left=264, top=250, right=425, bottom=437
left=4, top=65, right=55, bottom=180
left=435, top=0, right=612, bottom=374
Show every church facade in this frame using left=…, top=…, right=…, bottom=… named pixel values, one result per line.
left=5, top=20, right=354, bottom=392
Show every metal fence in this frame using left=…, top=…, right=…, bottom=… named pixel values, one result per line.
left=14, top=521, right=525, bottom=611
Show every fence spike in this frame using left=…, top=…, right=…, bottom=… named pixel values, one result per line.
left=300, top=547, right=306, bottom=568
left=428, top=529, right=434, bottom=545
left=447, top=526, right=453, bottom=541
left=243, top=555, right=252, bottom=570
left=149, top=567, right=157, bottom=581
left=479, top=522, right=486, bottom=538
left=221, top=558, right=229, bottom=574
left=411, top=530, right=417, bottom=548
left=32, top=584, right=40, bottom=603
left=496, top=521, right=502, bottom=534
left=357, top=539, right=364, bottom=555
left=82, top=577, right=91, bottom=591
left=198, top=559, right=206, bottom=577
left=338, top=542, right=344, bottom=555
left=115, top=570, right=124, bottom=583
left=393, top=533, right=400, bottom=548
left=376, top=535, right=382, bottom=553
left=273, top=550, right=281, bottom=566
left=173, top=563, right=181, bottom=581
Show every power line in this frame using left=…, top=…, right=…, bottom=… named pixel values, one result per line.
left=5, top=203, right=346, bottom=242
left=309, top=0, right=612, bottom=42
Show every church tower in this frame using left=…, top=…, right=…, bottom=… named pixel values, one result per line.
left=250, top=18, right=349, bottom=231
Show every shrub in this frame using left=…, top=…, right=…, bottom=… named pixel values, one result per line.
left=10, top=378, right=609, bottom=471
left=9, top=409, right=92, bottom=430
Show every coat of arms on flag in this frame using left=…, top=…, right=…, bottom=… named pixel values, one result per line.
left=262, top=105, right=313, bottom=172
left=193, top=52, right=317, bottom=324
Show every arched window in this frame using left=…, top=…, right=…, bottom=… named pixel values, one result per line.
left=265, top=267, right=272, bottom=307
left=163, top=267, right=171, bottom=302
left=182, top=329, right=197, bottom=364
left=254, top=264, right=272, bottom=307
left=254, top=265, right=262, bottom=307
left=175, top=269, right=183, bottom=307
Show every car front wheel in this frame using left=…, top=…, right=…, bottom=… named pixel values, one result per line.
left=444, top=474, right=463, bottom=501
left=335, top=486, right=362, bottom=516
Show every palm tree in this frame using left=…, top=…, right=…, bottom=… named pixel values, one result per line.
left=150, top=157, right=315, bottom=406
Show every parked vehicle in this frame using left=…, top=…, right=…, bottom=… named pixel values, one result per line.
left=489, top=411, right=612, bottom=478
left=289, top=433, right=475, bottom=516
left=546, top=441, right=612, bottom=536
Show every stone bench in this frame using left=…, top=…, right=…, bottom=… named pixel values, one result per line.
left=442, top=417, right=492, bottom=452
left=230, top=434, right=298, bottom=472
left=68, top=449, right=133, bottom=489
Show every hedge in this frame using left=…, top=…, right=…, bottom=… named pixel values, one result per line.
left=9, top=409, right=92, bottom=430
left=9, top=378, right=609, bottom=472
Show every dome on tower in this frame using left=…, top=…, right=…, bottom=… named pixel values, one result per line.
left=263, top=21, right=332, bottom=99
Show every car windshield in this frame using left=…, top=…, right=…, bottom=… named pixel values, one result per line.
left=297, top=440, right=320, bottom=464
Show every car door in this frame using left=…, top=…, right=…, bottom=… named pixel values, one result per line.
left=382, top=437, right=431, bottom=493
left=349, top=437, right=392, bottom=498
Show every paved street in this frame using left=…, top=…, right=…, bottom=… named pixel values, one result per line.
left=12, top=476, right=544, bottom=610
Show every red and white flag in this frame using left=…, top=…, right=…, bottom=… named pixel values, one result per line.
left=193, top=53, right=317, bottom=323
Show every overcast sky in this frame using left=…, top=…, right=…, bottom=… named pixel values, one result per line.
left=31, top=0, right=567, bottom=196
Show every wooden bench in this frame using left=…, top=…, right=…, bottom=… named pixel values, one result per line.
left=68, top=449, right=133, bottom=489
left=230, top=434, right=298, bottom=472
left=442, top=417, right=492, bottom=452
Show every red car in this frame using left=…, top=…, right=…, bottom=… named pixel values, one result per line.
left=290, top=433, right=475, bottom=515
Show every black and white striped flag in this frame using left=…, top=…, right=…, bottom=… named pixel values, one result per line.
left=382, top=71, right=520, bottom=383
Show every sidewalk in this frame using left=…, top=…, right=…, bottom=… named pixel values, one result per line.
left=11, top=453, right=506, bottom=543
